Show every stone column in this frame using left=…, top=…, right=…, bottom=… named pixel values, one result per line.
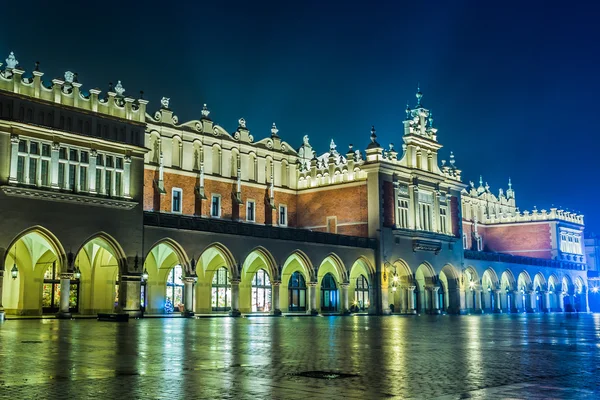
left=119, top=275, right=142, bottom=318
left=271, top=281, right=282, bottom=316
left=431, top=286, right=440, bottom=314
left=229, top=279, right=241, bottom=317
left=511, top=290, right=520, bottom=312
left=407, top=286, right=416, bottom=314
left=307, top=282, right=318, bottom=315
left=0, top=269, right=5, bottom=322
left=494, top=290, right=502, bottom=313
left=123, top=155, right=132, bottom=198
left=56, top=273, right=72, bottom=319
left=340, top=283, right=350, bottom=315
left=9, top=135, right=20, bottom=184
left=474, top=289, right=482, bottom=312
left=544, top=291, right=551, bottom=312
left=50, top=142, right=60, bottom=188
left=558, top=292, right=565, bottom=311
left=88, top=149, right=97, bottom=194
left=525, top=291, right=535, bottom=313
left=582, top=290, right=590, bottom=312
left=183, top=277, right=195, bottom=317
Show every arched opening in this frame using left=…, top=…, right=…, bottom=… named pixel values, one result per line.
left=3, top=228, right=68, bottom=316
left=415, top=263, right=436, bottom=314
left=75, top=234, right=125, bottom=314
left=548, top=274, right=559, bottom=311
left=320, top=273, right=338, bottom=312
left=251, top=269, right=271, bottom=312
left=354, top=275, right=369, bottom=312
left=349, top=257, right=374, bottom=313
left=212, top=145, right=221, bottom=175
left=390, top=259, right=413, bottom=314
left=196, top=243, right=236, bottom=314
left=280, top=251, right=313, bottom=313
left=288, top=271, right=307, bottom=312
left=143, top=239, right=189, bottom=314
left=533, top=272, right=546, bottom=312
left=481, top=268, right=499, bottom=313
left=517, top=271, right=532, bottom=312
left=439, top=264, right=460, bottom=314
left=463, top=267, right=480, bottom=313
left=171, top=136, right=182, bottom=168
left=500, top=270, right=516, bottom=312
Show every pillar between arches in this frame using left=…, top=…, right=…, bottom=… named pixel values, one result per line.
left=543, top=291, right=551, bottom=313
left=271, top=281, right=282, bottom=316
left=307, top=282, right=318, bottom=315
left=526, top=291, right=535, bottom=313
left=183, top=277, right=196, bottom=317
left=558, top=292, right=565, bottom=311
left=430, top=286, right=441, bottom=314
left=510, top=290, right=520, bottom=313
left=229, top=279, right=241, bottom=317
left=493, top=290, right=502, bottom=313
left=56, top=272, right=72, bottom=319
left=340, top=283, right=350, bottom=315
left=406, top=286, right=416, bottom=314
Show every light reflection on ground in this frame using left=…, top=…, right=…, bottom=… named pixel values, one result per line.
left=0, top=313, right=599, bottom=399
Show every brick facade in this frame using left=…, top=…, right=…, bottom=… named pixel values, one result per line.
left=467, top=221, right=553, bottom=259
left=383, top=181, right=395, bottom=228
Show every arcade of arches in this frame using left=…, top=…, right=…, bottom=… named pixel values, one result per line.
left=0, top=227, right=589, bottom=316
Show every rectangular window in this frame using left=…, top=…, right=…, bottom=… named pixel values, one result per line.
left=41, top=160, right=49, bottom=186
left=80, top=151, right=89, bottom=164
left=420, top=203, right=432, bottom=231
left=106, top=156, right=114, bottom=168
left=211, top=195, right=221, bottom=217
left=115, top=171, right=122, bottom=197
left=18, top=140, right=27, bottom=153
left=279, top=205, right=287, bottom=226
left=29, top=141, right=39, bottom=155
left=116, top=157, right=123, bottom=169
left=79, top=166, right=87, bottom=192
left=440, top=207, right=447, bottom=234
left=398, top=199, right=409, bottom=228
left=17, top=156, right=25, bottom=183
left=59, top=147, right=67, bottom=160
left=246, top=200, right=255, bottom=222
left=172, top=188, right=183, bottom=213
left=29, top=158, right=37, bottom=185
left=69, top=164, right=76, bottom=190
left=96, top=168, right=102, bottom=194
left=69, top=149, right=78, bottom=162
left=41, top=144, right=51, bottom=157
left=105, top=170, right=112, bottom=196
left=58, top=163, right=65, bottom=189
left=97, top=154, right=104, bottom=166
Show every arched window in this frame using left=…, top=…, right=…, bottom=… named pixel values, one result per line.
left=281, top=160, right=288, bottom=187
left=211, top=267, right=231, bottom=311
left=438, top=283, right=445, bottom=311
left=42, top=261, right=79, bottom=314
left=172, top=137, right=182, bottom=168
left=320, top=273, right=338, bottom=312
left=355, top=275, right=369, bottom=311
left=288, top=271, right=306, bottom=312
left=252, top=269, right=272, bottom=312
left=476, top=236, right=483, bottom=251
left=166, top=265, right=184, bottom=313
left=212, top=145, right=221, bottom=175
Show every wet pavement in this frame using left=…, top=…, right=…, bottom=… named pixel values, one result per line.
left=0, top=313, right=599, bottom=399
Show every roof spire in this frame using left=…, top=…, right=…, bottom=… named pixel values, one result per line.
left=370, top=125, right=377, bottom=143
left=416, top=83, right=423, bottom=107
left=405, top=102, right=411, bottom=119
left=508, top=177, right=512, bottom=189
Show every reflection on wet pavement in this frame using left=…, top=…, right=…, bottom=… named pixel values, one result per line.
left=1, top=314, right=599, bottom=399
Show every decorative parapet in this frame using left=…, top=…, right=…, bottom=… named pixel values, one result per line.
left=464, top=250, right=586, bottom=271
left=143, top=211, right=377, bottom=249
left=0, top=51, right=148, bottom=123
left=482, top=207, right=584, bottom=225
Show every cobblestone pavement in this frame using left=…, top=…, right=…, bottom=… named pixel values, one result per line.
left=1, top=313, right=599, bottom=399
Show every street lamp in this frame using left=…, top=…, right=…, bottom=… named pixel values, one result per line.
left=11, top=264, right=18, bottom=280
left=73, top=266, right=81, bottom=280
left=592, top=287, right=599, bottom=293
left=142, top=268, right=149, bottom=281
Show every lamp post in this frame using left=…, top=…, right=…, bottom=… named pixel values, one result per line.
left=384, top=260, right=399, bottom=313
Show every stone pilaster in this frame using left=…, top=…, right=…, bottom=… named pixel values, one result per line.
left=183, top=277, right=195, bottom=317
left=407, top=286, right=416, bottom=314
left=431, top=286, right=441, bottom=314
left=229, top=279, right=241, bottom=317
left=340, top=283, right=350, bottom=315
left=307, top=282, right=318, bottom=315
left=271, top=281, right=282, bottom=316
left=493, top=290, right=502, bottom=313
left=56, top=273, right=72, bottom=319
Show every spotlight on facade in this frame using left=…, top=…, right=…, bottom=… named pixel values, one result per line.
left=142, top=268, right=149, bottom=281
left=11, top=264, right=18, bottom=279
left=469, top=281, right=474, bottom=290
left=73, top=267, right=81, bottom=280
left=392, top=274, right=399, bottom=283
left=592, top=287, right=599, bottom=293
left=392, top=286, right=397, bottom=292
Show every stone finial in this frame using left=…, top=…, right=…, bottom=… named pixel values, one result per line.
left=271, top=122, right=279, bottom=137
left=405, top=103, right=411, bottom=119
left=64, top=71, right=74, bottom=84
left=238, top=118, right=246, bottom=128
left=201, top=103, right=210, bottom=118
left=508, top=177, right=512, bottom=189
left=330, top=139, right=337, bottom=152
left=389, top=143, right=395, bottom=151
left=449, top=151, right=455, bottom=167
left=5, top=51, right=18, bottom=69
left=160, top=97, right=170, bottom=109
left=416, top=84, right=423, bottom=107
left=370, top=126, right=377, bottom=143
left=441, top=159, right=446, bottom=166
left=428, top=111, right=434, bottom=128
left=485, top=182, right=490, bottom=191
left=355, top=149, right=362, bottom=161
left=348, top=143, right=353, bottom=151
left=303, top=135, right=310, bottom=146
left=114, top=80, right=125, bottom=96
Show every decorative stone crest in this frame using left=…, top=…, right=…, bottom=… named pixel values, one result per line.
left=271, top=123, right=279, bottom=137
left=114, top=80, right=125, bottom=96
left=64, top=71, right=75, bottom=84
left=160, top=97, right=170, bottom=109
left=238, top=118, right=246, bottom=128
left=329, top=139, right=337, bottom=153
left=201, top=103, right=210, bottom=118
left=5, top=52, right=17, bottom=69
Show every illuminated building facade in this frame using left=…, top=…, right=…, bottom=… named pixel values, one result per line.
left=0, top=51, right=589, bottom=320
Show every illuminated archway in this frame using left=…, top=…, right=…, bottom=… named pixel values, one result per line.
left=240, top=247, right=277, bottom=313
left=280, top=250, right=314, bottom=312
left=195, top=243, right=237, bottom=313
left=517, top=271, right=532, bottom=312
left=349, top=257, right=374, bottom=313
left=481, top=268, right=499, bottom=312
left=500, top=269, right=516, bottom=312
left=439, top=264, right=461, bottom=314
left=390, top=259, right=413, bottom=313
left=316, top=254, right=345, bottom=313
left=414, top=262, right=435, bottom=314
left=463, top=266, right=480, bottom=312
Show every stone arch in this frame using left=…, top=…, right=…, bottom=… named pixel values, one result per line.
left=439, top=264, right=461, bottom=314
left=195, top=242, right=237, bottom=314
left=316, top=253, right=346, bottom=313
left=3, top=226, right=67, bottom=315
left=388, top=259, right=414, bottom=314
left=143, top=238, right=191, bottom=314
left=481, top=268, right=500, bottom=312
left=349, top=257, right=374, bottom=313
left=500, top=269, right=516, bottom=291
left=533, top=272, right=547, bottom=291
left=239, top=246, right=278, bottom=313
left=547, top=274, right=560, bottom=311
left=318, top=253, right=347, bottom=283
left=75, top=232, right=127, bottom=274
left=280, top=250, right=314, bottom=312
left=414, top=262, right=436, bottom=314
left=499, top=269, right=517, bottom=312
left=517, top=270, right=532, bottom=290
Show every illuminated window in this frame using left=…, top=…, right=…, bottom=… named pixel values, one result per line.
left=440, top=207, right=448, bottom=234
left=279, top=205, right=288, bottom=226
left=320, top=273, right=338, bottom=312
left=211, top=267, right=231, bottom=312
left=211, top=194, right=221, bottom=217
left=246, top=200, right=255, bottom=222
left=398, top=199, right=409, bottom=228
left=172, top=188, right=182, bottom=213
left=355, top=275, right=369, bottom=311
left=251, top=269, right=272, bottom=312
left=288, top=271, right=306, bottom=312
left=166, top=265, right=184, bottom=313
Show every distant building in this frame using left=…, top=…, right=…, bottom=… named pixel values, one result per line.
left=584, top=233, right=599, bottom=311
left=0, top=51, right=590, bottom=319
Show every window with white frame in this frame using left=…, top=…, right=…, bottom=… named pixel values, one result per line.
left=211, top=194, right=221, bottom=217
left=439, top=207, right=448, bottom=234
left=172, top=188, right=182, bottom=213
left=246, top=200, right=255, bottom=222
left=463, top=233, right=469, bottom=249
left=418, top=191, right=433, bottom=231
left=95, top=153, right=124, bottom=197
left=398, top=198, right=409, bottom=228
left=16, top=139, right=51, bottom=187
left=560, top=231, right=582, bottom=254
left=476, top=236, right=483, bottom=251
left=279, top=205, right=288, bottom=226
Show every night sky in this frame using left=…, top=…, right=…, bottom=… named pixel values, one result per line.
left=2, top=1, right=599, bottom=232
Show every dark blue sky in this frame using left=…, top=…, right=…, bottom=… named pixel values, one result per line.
left=2, top=1, right=599, bottom=231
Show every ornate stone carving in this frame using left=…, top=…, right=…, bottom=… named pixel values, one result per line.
left=238, top=118, right=246, bottom=128
left=201, top=104, right=210, bottom=118
left=114, top=80, right=125, bottom=96
left=271, top=123, right=279, bottom=137
left=412, top=239, right=442, bottom=254
left=160, top=97, right=170, bottom=109
left=64, top=71, right=75, bottom=84
left=5, top=52, right=17, bottom=69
